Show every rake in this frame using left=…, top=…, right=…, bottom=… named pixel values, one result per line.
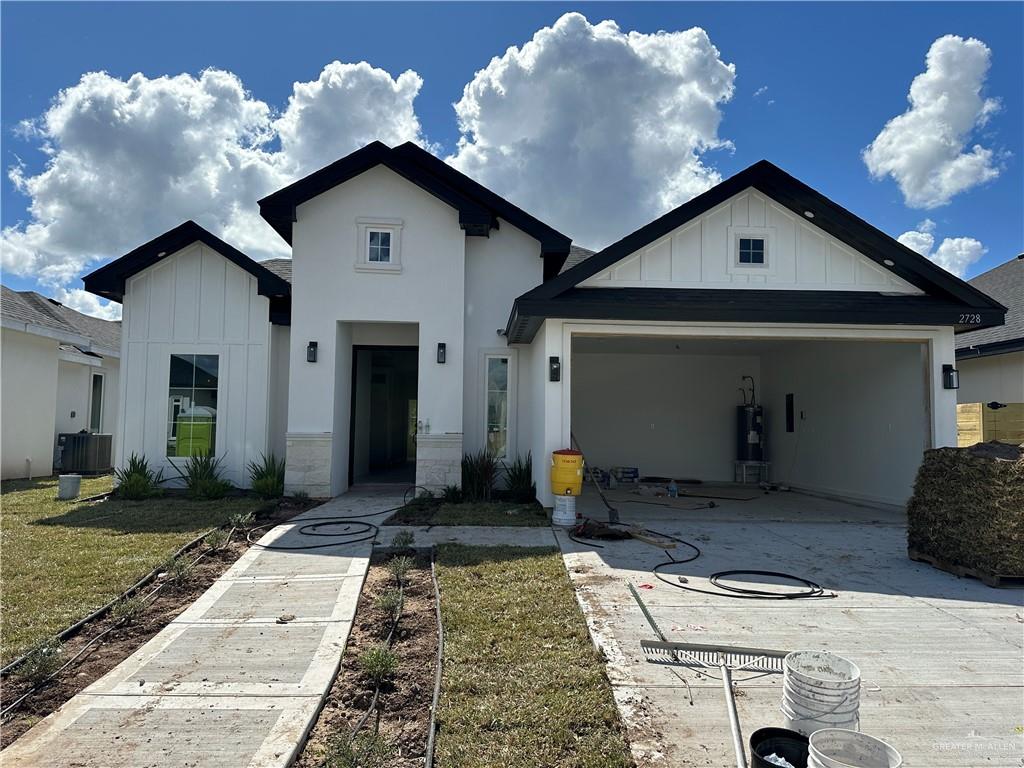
left=642, top=639, right=789, bottom=768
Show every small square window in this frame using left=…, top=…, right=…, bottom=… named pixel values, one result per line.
left=738, top=237, right=765, bottom=265
left=368, top=230, right=392, bottom=263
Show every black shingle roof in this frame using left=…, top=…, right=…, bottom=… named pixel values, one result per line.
left=956, top=255, right=1024, bottom=356
left=259, top=258, right=293, bottom=283
left=1, top=284, right=121, bottom=354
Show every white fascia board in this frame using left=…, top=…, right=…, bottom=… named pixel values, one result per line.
left=1, top=316, right=91, bottom=347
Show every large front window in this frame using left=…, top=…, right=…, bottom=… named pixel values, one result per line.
left=167, top=354, right=219, bottom=457
left=485, top=355, right=509, bottom=459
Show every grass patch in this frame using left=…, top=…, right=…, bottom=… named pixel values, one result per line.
left=434, top=544, right=633, bottom=768
left=0, top=475, right=268, bottom=665
left=384, top=501, right=548, bottom=527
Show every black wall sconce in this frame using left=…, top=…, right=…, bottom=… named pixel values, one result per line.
left=306, top=341, right=318, bottom=363
left=942, top=364, right=959, bottom=390
left=436, top=342, right=446, bottom=364
left=549, top=356, right=561, bottom=382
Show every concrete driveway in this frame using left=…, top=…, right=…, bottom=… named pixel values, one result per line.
left=555, top=489, right=1024, bottom=768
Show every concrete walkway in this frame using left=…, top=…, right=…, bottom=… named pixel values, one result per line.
left=1, top=492, right=400, bottom=768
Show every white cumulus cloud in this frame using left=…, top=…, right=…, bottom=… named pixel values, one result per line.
left=897, top=219, right=986, bottom=277
left=54, top=288, right=122, bottom=321
left=448, top=12, right=736, bottom=248
left=2, top=62, right=426, bottom=316
left=863, top=35, right=1002, bottom=209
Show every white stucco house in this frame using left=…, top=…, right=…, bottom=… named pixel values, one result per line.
left=82, top=142, right=1005, bottom=507
left=1, top=286, right=121, bottom=480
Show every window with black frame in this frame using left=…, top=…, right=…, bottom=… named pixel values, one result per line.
left=167, top=354, right=219, bottom=457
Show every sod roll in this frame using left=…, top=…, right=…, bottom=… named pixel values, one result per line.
left=907, top=442, right=1024, bottom=576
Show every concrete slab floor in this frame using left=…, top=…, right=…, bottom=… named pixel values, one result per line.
left=0, top=491, right=401, bottom=768
left=558, top=488, right=1024, bottom=768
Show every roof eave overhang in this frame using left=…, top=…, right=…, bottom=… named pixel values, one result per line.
left=955, top=337, right=1024, bottom=360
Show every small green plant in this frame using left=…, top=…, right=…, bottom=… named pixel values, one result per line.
left=174, top=451, right=233, bottom=499
left=229, top=510, right=255, bottom=530
left=111, top=594, right=147, bottom=625
left=462, top=450, right=498, bottom=502
left=441, top=484, right=463, bottom=503
left=204, top=528, right=231, bottom=551
left=374, top=587, right=402, bottom=618
left=391, top=530, right=415, bottom=549
left=114, top=453, right=164, bottom=500
left=503, top=451, right=536, bottom=503
left=359, top=643, right=398, bottom=685
left=247, top=453, right=286, bottom=499
left=323, top=732, right=394, bottom=768
left=16, top=637, right=64, bottom=686
left=291, top=490, right=310, bottom=503
left=162, top=556, right=193, bottom=588
left=387, top=555, right=414, bottom=584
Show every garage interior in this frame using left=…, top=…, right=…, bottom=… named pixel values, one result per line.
left=570, top=334, right=932, bottom=507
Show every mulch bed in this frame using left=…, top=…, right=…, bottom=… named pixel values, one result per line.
left=294, top=553, right=438, bottom=768
left=0, top=496, right=316, bottom=748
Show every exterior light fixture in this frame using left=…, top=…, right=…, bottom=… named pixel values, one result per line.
left=883, top=259, right=895, bottom=267
left=549, top=356, right=561, bottom=382
left=942, top=364, right=959, bottom=390
left=436, top=343, right=446, bottom=364
left=803, top=210, right=814, bottom=219
left=306, top=341, right=318, bottom=363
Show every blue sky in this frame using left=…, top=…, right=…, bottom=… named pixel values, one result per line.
left=1, top=2, right=1021, bottom=312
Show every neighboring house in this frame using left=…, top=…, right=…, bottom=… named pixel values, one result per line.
left=953, top=255, right=1023, bottom=446
left=84, top=143, right=1004, bottom=507
left=1, top=286, right=121, bottom=479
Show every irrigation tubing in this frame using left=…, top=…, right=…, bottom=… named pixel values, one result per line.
left=424, top=547, right=445, bottom=768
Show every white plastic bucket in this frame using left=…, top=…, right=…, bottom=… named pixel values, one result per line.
left=785, top=651, right=861, bottom=691
left=552, top=495, right=577, bottom=527
left=784, top=680, right=860, bottom=714
left=781, top=701, right=859, bottom=736
left=57, top=474, right=82, bottom=500
left=808, top=729, right=902, bottom=768
left=786, top=671, right=860, bottom=702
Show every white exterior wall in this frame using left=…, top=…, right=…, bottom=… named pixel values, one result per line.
left=582, top=188, right=920, bottom=293
left=957, top=351, right=1024, bottom=404
left=1, top=329, right=58, bottom=479
left=571, top=352, right=760, bottom=481
left=55, top=359, right=93, bottom=435
left=119, top=242, right=273, bottom=487
left=286, top=165, right=467, bottom=495
left=463, top=220, right=544, bottom=460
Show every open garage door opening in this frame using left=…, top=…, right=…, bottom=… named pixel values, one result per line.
left=570, top=334, right=932, bottom=508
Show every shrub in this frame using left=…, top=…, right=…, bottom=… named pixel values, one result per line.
left=248, top=453, right=285, bottom=499
left=162, top=556, right=193, bottom=588
left=323, top=733, right=394, bottom=768
left=462, top=450, right=498, bottom=502
left=114, top=453, right=163, bottom=500
left=204, top=528, right=231, bottom=551
left=16, top=637, right=64, bottom=686
left=390, top=530, right=415, bottom=549
left=503, top=451, right=536, bottom=503
left=359, top=644, right=398, bottom=685
left=291, top=490, right=310, bottom=502
left=441, top=484, right=463, bottom=503
left=111, top=594, right=147, bottom=625
left=229, top=510, right=255, bottom=530
left=374, top=588, right=402, bottom=618
left=387, top=555, right=414, bottom=585
left=174, top=451, right=233, bottom=499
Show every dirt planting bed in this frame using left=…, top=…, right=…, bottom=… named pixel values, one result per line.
left=0, top=498, right=313, bottom=748
left=294, top=552, right=438, bottom=768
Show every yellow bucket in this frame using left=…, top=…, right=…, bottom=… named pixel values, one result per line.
left=551, top=449, right=584, bottom=496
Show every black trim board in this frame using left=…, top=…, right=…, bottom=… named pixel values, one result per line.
left=518, top=160, right=1007, bottom=310
left=955, top=337, right=1024, bottom=361
left=83, top=221, right=292, bottom=324
left=258, top=141, right=572, bottom=279
left=506, top=288, right=1006, bottom=345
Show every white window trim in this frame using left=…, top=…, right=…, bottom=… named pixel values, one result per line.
left=727, top=226, right=776, bottom=276
left=481, top=349, right=517, bottom=460
left=89, top=372, right=105, bottom=433
left=355, top=217, right=403, bottom=273
left=166, top=351, right=222, bottom=461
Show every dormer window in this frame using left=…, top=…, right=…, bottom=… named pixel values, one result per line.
left=738, top=237, right=766, bottom=265
left=368, top=230, right=392, bottom=263
left=355, top=218, right=403, bottom=273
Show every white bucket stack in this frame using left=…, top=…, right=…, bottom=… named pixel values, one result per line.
left=808, top=729, right=902, bottom=768
left=782, top=651, right=861, bottom=736
left=552, top=495, right=578, bottom=527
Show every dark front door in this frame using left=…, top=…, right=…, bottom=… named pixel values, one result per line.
left=350, top=346, right=417, bottom=484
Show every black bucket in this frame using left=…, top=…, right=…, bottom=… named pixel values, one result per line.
left=749, top=727, right=810, bottom=768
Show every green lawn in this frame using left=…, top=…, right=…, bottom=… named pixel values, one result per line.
left=384, top=501, right=548, bottom=527
left=434, top=545, right=633, bottom=768
left=0, top=475, right=268, bottom=665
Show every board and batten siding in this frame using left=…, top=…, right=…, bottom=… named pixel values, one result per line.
left=119, top=242, right=272, bottom=487
left=581, top=188, right=921, bottom=293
